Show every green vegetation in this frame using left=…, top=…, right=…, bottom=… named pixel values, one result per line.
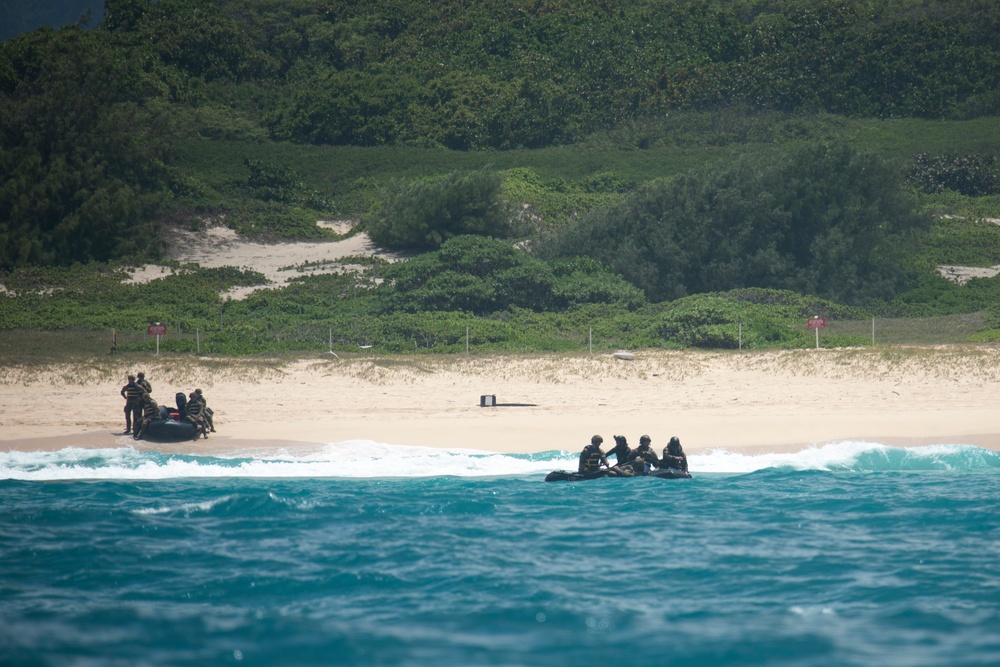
left=2, top=0, right=1000, bottom=355
left=366, top=167, right=513, bottom=249
left=376, top=237, right=646, bottom=315
left=536, top=143, right=930, bottom=304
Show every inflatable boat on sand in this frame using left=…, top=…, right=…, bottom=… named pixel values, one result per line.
left=138, top=405, right=200, bottom=442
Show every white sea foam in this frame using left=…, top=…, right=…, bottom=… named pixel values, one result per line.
left=0, top=440, right=996, bottom=481
left=133, top=495, right=235, bottom=515
left=691, top=440, right=887, bottom=474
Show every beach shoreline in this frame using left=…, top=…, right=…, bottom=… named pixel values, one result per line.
left=2, top=348, right=999, bottom=456
left=3, top=431, right=999, bottom=458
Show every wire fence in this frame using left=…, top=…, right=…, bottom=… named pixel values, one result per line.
left=0, top=311, right=990, bottom=361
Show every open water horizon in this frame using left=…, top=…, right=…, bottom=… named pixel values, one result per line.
left=2, top=441, right=999, bottom=666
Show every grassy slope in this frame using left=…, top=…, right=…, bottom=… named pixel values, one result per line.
left=172, top=114, right=1000, bottom=222
left=3, top=114, right=999, bottom=360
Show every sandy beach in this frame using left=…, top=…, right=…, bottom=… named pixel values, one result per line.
left=2, top=347, right=999, bottom=456
left=4, top=223, right=999, bottom=458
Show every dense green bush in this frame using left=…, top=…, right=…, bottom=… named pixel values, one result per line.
left=909, top=215, right=1000, bottom=268
left=649, top=290, right=874, bottom=349
left=375, top=236, right=644, bottom=315
left=536, top=143, right=929, bottom=305
left=906, top=153, right=999, bottom=196
left=550, top=257, right=646, bottom=311
left=0, top=25, right=170, bottom=269
left=365, top=167, right=513, bottom=249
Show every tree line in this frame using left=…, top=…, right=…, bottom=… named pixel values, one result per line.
left=1, top=0, right=998, bottom=273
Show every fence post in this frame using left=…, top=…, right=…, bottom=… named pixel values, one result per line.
left=589, top=326, right=593, bottom=354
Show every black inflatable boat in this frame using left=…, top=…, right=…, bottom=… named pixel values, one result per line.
left=544, top=467, right=692, bottom=482
left=138, top=406, right=200, bottom=442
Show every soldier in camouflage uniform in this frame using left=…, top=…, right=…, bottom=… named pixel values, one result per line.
left=661, top=436, right=689, bottom=473
left=193, top=388, right=215, bottom=432
left=120, top=374, right=143, bottom=435
left=134, top=391, right=160, bottom=440
left=628, top=435, right=660, bottom=474
left=185, top=392, right=209, bottom=439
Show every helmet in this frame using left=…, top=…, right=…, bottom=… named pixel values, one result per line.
left=195, top=388, right=203, bottom=395
left=614, top=435, right=626, bottom=445
left=591, top=435, right=603, bottom=446
left=128, top=374, right=135, bottom=381
left=640, top=435, right=651, bottom=445
left=137, top=372, right=145, bottom=378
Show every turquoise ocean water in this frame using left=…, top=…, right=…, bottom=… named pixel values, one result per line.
left=2, top=441, right=999, bottom=666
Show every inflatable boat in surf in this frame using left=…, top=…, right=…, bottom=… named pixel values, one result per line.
left=544, top=467, right=692, bottom=482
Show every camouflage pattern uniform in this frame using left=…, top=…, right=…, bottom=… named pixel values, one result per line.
left=135, top=393, right=159, bottom=440
left=194, top=388, right=215, bottom=432
left=661, top=436, right=689, bottom=473
left=628, top=435, right=659, bottom=474
left=120, top=375, right=143, bottom=435
left=185, top=392, right=209, bottom=438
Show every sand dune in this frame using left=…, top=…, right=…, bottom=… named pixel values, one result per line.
left=126, top=220, right=411, bottom=299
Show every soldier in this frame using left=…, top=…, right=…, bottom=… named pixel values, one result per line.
left=185, top=392, right=209, bottom=439
left=578, top=435, right=618, bottom=476
left=606, top=435, right=632, bottom=467
left=136, top=372, right=152, bottom=394
left=193, top=388, right=215, bottom=432
left=628, top=435, right=659, bottom=474
left=134, top=391, right=160, bottom=440
left=661, top=436, right=689, bottom=473
left=119, top=374, right=143, bottom=435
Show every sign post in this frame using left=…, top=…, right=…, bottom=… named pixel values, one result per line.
left=147, top=323, right=167, bottom=355
left=807, top=316, right=826, bottom=349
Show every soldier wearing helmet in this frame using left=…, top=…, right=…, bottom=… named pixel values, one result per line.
left=578, top=435, right=616, bottom=476
left=120, top=374, right=143, bottom=435
left=661, top=436, right=689, bottom=473
left=627, top=434, right=659, bottom=473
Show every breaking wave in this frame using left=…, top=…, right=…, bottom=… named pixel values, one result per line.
left=2, top=440, right=998, bottom=481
